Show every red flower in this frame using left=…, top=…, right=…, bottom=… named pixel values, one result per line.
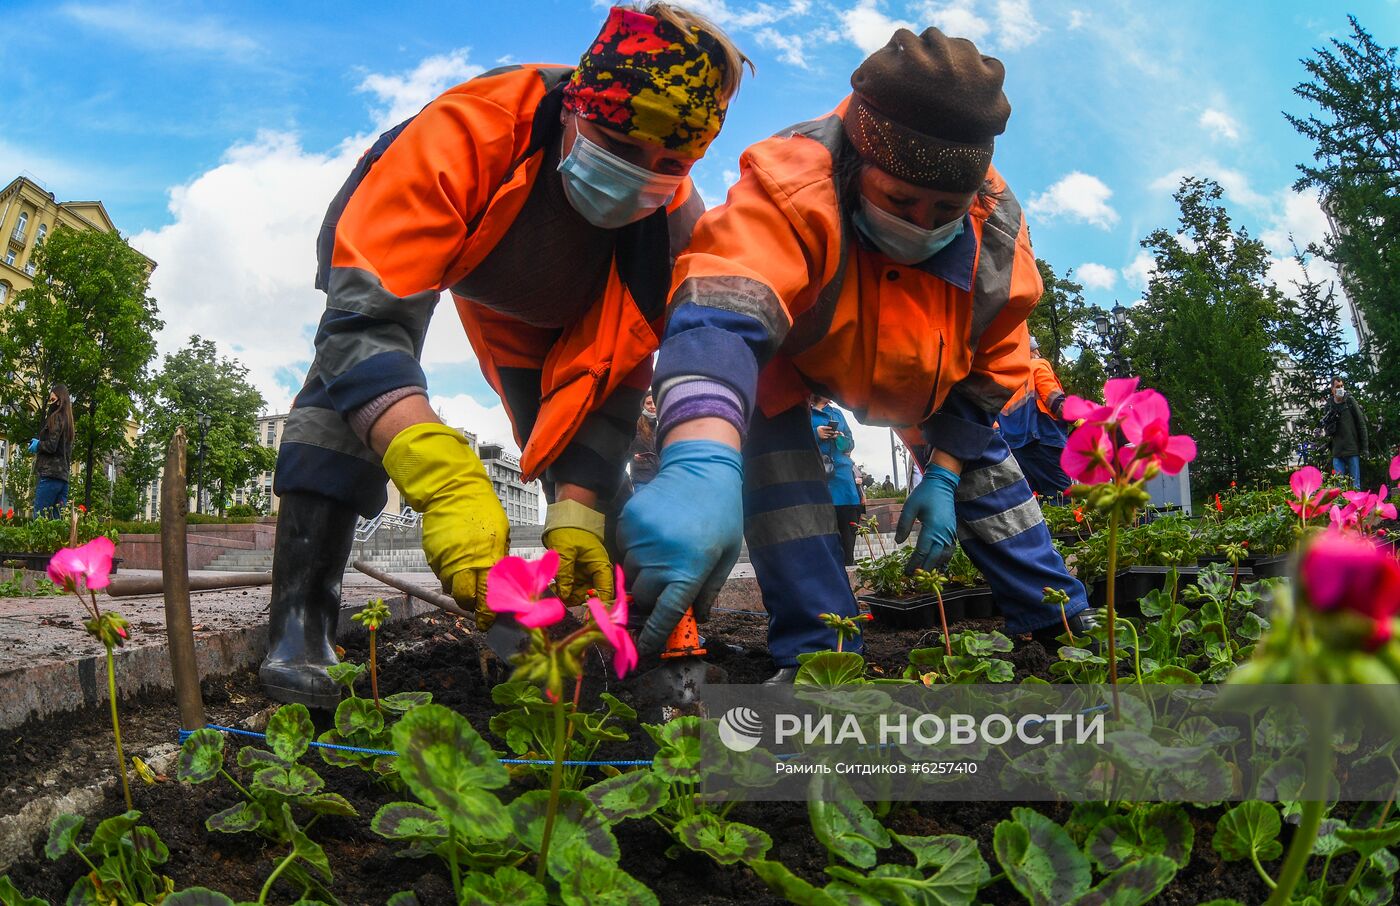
left=1215, top=493, right=1223, bottom=513
left=1298, top=532, right=1400, bottom=647
left=77, top=505, right=86, bottom=513
left=1073, top=507, right=1084, bottom=524
left=1230, top=481, right=1237, bottom=488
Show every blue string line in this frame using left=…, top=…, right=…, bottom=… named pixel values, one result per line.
left=178, top=724, right=653, bottom=766
left=177, top=703, right=1111, bottom=767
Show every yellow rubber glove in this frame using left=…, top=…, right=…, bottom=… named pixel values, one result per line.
left=543, top=499, right=615, bottom=607
left=382, top=423, right=509, bottom=621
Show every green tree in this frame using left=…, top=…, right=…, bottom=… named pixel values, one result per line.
left=1029, top=259, right=1096, bottom=372
left=1288, top=15, right=1400, bottom=455
left=1061, top=346, right=1108, bottom=401
left=0, top=227, right=162, bottom=507
left=1276, top=245, right=1358, bottom=464
left=1127, top=177, right=1289, bottom=490
left=132, top=337, right=275, bottom=516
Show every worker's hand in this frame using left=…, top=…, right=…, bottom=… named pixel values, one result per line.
left=543, top=499, right=614, bottom=607
left=382, top=423, right=509, bottom=615
left=618, top=440, right=743, bottom=656
left=896, top=464, right=961, bottom=575
left=817, top=425, right=837, bottom=440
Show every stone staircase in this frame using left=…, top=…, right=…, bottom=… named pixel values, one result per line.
left=206, top=519, right=902, bottom=573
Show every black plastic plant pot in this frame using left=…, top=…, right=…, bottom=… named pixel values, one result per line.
left=859, top=593, right=955, bottom=630
left=1243, top=555, right=1290, bottom=578
left=1088, top=565, right=1257, bottom=617
left=943, top=585, right=995, bottom=620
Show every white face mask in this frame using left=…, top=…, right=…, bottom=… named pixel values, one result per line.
left=854, top=195, right=965, bottom=265
left=558, top=132, right=683, bottom=229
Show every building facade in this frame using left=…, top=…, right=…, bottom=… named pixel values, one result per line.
left=477, top=442, right=541, bottom=526
left=0, top=175, right=140, bottom=308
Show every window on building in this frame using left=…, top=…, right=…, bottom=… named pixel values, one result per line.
left=266, top=422, right=275, bottom=445
left=23, top=260, right=34, bottom=276
left=35, top=224, right=46, bottom=244
left=3, top=250, right=14, bottom=267
left=14, top=212, right=27, bottom=239
left=0, top=282, right=8, bottom=305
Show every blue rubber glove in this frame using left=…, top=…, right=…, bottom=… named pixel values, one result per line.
left=896, top=464, right=961, bottom=575
left=27, top=438, right=38, bottom=454
left=618, top=440, right=744, bottom=656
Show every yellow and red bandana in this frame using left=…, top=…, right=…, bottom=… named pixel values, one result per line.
left=563, top=6, right=729, bottom=157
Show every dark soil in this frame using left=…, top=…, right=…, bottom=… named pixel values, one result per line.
left=2, top=608, right=1281, bottom=905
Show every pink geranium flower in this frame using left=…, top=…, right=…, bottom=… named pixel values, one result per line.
left=1062, top=377, right=1144, bottom=427
left=1390, top=454, right=1400, bottom=482
left=486, top=552, right=566, bottom=628
left=47, top=537, right=116, bottom=592
left=586, top=565, right=638, bottom=678
left=1133, top=422, right=1197, bottom=476
left=1288, top=466, right=1341, bottom=522
left=1061, top=424, right=1116, bottom=484
left=1298, top=531, right=1400, bottom=647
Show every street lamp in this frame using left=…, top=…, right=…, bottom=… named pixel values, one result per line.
left=195, top=412, right=211, bottom=515
left=1095, top=302, right=1129, bottom=378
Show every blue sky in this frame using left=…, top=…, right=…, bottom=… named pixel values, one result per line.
left=2, top=0, right=1395, bottom=473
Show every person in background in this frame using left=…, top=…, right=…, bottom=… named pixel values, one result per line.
left=1323, top=376, right=1367, bottom=488
left=618, top=26, right=1090, bottom=677
left=809, top=395, right=861, bottom=565
left=261, top=4, right=749, bottom=709
left=1000, top=336, right=1071, bottom=498
left=30, top=383, right=74, bottom=519
left=629, top=392, right=660, bottom=488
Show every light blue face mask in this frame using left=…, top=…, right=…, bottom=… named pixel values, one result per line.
left=558, top=132, right=683, bottom=229
left=854, top=195, right=965, bottom=265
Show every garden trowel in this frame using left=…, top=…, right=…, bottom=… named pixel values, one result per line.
left=632, top=607, right=728, bottom=723
left=351, top=562, right=528, bottom=660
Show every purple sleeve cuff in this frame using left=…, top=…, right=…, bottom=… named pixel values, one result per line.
left=348, top=386, right=428, bottom=447
left=657, top=378, right=745, bottom=445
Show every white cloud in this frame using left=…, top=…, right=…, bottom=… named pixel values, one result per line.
left=1121, top=251, right=1157, bottom=290
left=1076, top=263, right=1118, bottom=290
left=673, top=0, right=812, bottom=29
left=129, top=51, right=494, bottom=420
left=1026, top=172, right=1119, bottom=229
left=357, top=49, right=483, bottom=130
left=430, top=393, right=521, bottom=456
left=1151, top=163, right=1268, bottom=208
left=923, top=0, right=992, bottom=44
left=993, top=0, right=1045, bottom=50
left=61, top=3, right=260, bottom=62
left=1199, top=107, right=1241, bottom=142
left=1067, top=9, right=1086, bottom=29
left=841, top=0, right=916, bottom=54
left=755, top=27, right=811, bottom=67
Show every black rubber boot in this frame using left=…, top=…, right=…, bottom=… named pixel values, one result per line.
left=259, top=492, right=359, bottom=711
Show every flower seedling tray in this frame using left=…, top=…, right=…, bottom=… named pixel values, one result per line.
left=860, top=593, right=947, bottom=629
left=943, top=585, right=996, bottom=619
left=1089, top=565, right=1255, bottom=617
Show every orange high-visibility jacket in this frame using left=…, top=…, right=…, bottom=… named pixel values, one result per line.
left=1031, top=357, right=1066, bottom=417
left=661, top=102, right=1041, bottom=462
left=314, top=64, right=697, bottom=485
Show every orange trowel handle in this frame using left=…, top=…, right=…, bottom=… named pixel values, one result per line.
left=660, top=607, right=707, bottom=659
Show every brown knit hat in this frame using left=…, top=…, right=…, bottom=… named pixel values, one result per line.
left=844, top=27, right=1011, bottom=192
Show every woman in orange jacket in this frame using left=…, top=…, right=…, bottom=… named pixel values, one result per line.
left=263, top=4, right=748, bottom=709
left=619, top=26, right=1090, bottom=677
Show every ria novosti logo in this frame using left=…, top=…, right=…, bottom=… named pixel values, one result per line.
left=717, top=706, right=764, bottom=752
